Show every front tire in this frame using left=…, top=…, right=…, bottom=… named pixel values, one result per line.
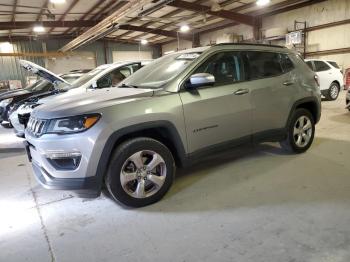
left=326, top=82, right=340, bottom=101
left=280, top=108, right=315, bottom=153
left=105, top=137, right=175, bottom=207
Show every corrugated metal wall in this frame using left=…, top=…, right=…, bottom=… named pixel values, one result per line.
left=0, top=41, right=45, bottom=88
left=0, top=39, right=161, bottom=87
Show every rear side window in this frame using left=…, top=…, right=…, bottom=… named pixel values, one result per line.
left=245, top=51, right=283, bottom=80
left=314, top=61, right=330, bottom=72
left=280, top=54, right=294, bottom=72
left=193, top=51, right=244, bottom=86
left=327, top=61, right=339, bottom=69
left=306, top=61, right=314, bottom=71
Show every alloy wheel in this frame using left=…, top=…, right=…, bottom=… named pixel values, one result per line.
left=120, top=150, right=167, bottom=198
left=330, top=85, right=339, bottom=99
left=293, top=116, right=313, bottom=148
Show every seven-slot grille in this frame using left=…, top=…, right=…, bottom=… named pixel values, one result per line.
left=27, top=117, right=47, bottom=136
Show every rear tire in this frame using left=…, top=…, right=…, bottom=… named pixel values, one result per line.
left=326, top=82, right=340, bottom=101
left=105, top=137, right=175, bottom=207
left=280, top=108, right=315, bottom=154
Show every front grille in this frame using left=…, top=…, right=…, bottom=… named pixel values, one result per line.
left=27, top=117, right=47, bottom=136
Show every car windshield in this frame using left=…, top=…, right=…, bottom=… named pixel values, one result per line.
left=121, top=52, right=202, bottom=89
left=69, top=67, right=107, bottom=89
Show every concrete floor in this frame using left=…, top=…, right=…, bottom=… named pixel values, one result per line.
left=0, top=92, right=350, bottom=262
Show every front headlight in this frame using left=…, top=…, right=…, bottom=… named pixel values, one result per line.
left=0, top=98, right=13, bottom=107
left=46, top=114, right=100, bottom=134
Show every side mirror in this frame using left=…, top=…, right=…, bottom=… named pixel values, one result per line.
left=186, top=73, right=215, bottom=89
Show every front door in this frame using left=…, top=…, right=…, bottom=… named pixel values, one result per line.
left=179, top=51, right=252, bottom=153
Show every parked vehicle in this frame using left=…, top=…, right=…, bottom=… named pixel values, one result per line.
left=9, top=70, right=89, bottom=137
left=0, top=60, right=81, bottom=127
left=25, top=44, right=321, bottom=207
left=15, top=60, right=151, bottom=131
left=305, top=59, right=344, bottom=100
left=346, top=88, right=350, bottom=111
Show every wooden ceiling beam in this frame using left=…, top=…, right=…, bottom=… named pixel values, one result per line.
left=48, top=0, right=80, bottom=34
left=167, top=0, right=255, bottom=26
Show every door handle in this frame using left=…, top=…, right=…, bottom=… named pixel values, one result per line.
left=234, top=89, right=249, bottom=95
left=283, top=81, right=294, bottom=86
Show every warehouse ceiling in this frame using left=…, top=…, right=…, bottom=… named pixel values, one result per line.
left=0, top=0, right=326, bottom=46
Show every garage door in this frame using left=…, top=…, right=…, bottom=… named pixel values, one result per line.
left=47, top=51, right=96, bottom=74
left=113, top=51, right=152, bottom=62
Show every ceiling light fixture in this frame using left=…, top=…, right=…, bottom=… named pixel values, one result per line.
left=33, top=25, right=45, bottom=33
left=50, top=0, right=66, bottom=4
left=140, top=39, right=148, bottom=45
left=180, top=25, right=190, bottom=32
left=256, top=0, right=270, bottom=6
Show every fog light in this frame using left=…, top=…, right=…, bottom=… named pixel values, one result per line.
left=45, top=152, right=81, bottom=170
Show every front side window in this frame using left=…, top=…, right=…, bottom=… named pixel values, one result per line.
left=245, top=51, right=283, bottom=80
left=193, top=51, right=244, bottom=86
left=97, top=66, right=130, bottom=88
left=314, top=61, right=330, bottom=72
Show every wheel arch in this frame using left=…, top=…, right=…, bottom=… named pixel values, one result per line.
left=331, top=80, right=340, bottom=88
left=286, top=97, right=321, bottom=127
left=94, top=121, right=187, bottom=186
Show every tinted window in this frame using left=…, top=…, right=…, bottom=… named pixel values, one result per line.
left=193, top=52, right=244, bottom=86
left=280, top=54, right=294, bottom=72
left=314, top=61, right=330, bottom=72
left=306, top=61, right=314, bottom=71
left=245, top=51, right=283, bottom=79
left=327, top=61, right=339, bottom=69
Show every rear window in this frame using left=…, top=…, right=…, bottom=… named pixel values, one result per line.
left=314, top=61, right=330, bottom=72
left=327, top=61, right=340, bottom=69
left=245, top=51, right=283, bottom=80
left=306, top=61, right=314, bottom=71
left=280, top=54, right=294, bottom=72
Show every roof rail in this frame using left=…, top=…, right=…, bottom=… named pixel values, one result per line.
left=214, top=42, right=286, bottom=49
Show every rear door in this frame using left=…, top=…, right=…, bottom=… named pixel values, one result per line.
left=179, top=51, right=252, bottom=153
left=245, top=51, right=296, bottom=134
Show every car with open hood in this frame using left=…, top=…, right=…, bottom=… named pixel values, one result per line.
left=0, top=60, right=78, bottom=126
left=9, top=69, right=90, bottom=136
left=12, top=59, right=152, bottom=130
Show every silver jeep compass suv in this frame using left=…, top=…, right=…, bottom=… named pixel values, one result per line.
left=25, top=44, right=321, bottom=207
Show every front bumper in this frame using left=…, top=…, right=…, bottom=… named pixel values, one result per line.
left=25, top=140, right=102, bottom=197
left=24, top=121, right=111, bottom=196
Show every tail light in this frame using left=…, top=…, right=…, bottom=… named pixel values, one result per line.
left=314, top=75, right=320, bottom=87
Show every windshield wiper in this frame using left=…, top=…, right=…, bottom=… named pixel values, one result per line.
left=119, top=83, right=138, bottom=88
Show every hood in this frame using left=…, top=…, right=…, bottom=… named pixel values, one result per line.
left=32, top=87, right=154, bottom=119
left=38, top=86, right=90, bottom=104
left=0, top=89, right=31, bottom=101
left=17, top=89, right=64, bottom=105
left=19, top=60, right=69, bottom=85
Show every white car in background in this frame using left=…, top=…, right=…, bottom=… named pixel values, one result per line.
left=305, top=59, right=344, bottom=100
left=13, top=59, right=152, bottom=136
